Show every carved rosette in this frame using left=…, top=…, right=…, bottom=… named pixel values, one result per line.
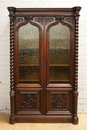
left=8, top=7, right=16, bottom=91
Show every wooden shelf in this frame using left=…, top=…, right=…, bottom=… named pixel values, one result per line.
left=19, top=47, right=70, bottom=50
left=19, top=48, right=39, bottom=50
left=19, top=64, right=69, bottom=67
left=19, top=64, right=39, bottom=67
left=50, top=47, right=70, bottom=50
left=50, top=64, right=69, bottom=67
left=50, top=79, right=70, bottom=83
left=19, top=79, right=39, bottom=83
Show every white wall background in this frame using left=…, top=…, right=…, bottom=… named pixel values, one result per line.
left=0, top=0, right=87, bottom=113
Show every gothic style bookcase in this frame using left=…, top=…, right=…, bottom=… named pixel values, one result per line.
left=7, top=7, right=81, bottom=124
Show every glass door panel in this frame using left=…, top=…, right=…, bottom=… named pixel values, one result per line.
left=18, top=23, right=39, bottom=83
left=49, top=23, right=70, bottom=83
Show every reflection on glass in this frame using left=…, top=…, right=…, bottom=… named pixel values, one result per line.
left=49, top=23, right=70, bottom=83
left=18, top=23, right=39, bottom=83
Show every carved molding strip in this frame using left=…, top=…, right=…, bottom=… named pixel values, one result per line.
left=51, top=93, right=68, bottom=110
left=15, top=12, right=73, bottom=16
left=21, top=93, right=38, bottom=110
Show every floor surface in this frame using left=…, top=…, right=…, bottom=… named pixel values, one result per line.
left=0, top=112, right=87, bottom=130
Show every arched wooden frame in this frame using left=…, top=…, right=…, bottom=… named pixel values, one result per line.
left=46, top=18, right=75, bottom=86
left=14, top=18, right=43, bottom=87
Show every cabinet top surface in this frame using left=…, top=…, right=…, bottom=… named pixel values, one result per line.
left=7, top=6, right=81, bottom=12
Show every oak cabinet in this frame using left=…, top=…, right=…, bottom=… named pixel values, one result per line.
left=7, top=7, right=81, bottom=124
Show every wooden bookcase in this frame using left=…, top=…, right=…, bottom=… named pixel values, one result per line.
left=7, top=7, right=81, bottom=124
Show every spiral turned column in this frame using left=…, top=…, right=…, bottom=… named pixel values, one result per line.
left=7, top=7, right=16, bottom=124
left=10, top=14, right=15, bottom=92
left=73, top=7, right=81, bottom=124
left=75, top=16, right=79, bottom=92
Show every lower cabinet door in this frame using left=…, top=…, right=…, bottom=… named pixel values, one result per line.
left=16, top=88, right=43, bottom=115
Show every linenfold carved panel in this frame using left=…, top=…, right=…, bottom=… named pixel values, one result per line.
left=21, top=93, right=38, bottom=110
left=51, top=93, right=68, bottom=110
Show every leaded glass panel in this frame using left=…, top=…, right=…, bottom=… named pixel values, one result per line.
left=18, top=23, right=39, bottom=83
left=49, top=23, right=70, bottom=83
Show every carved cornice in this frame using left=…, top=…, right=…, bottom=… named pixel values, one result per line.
left=7, top=7, right=16, bottom=21
left=73, top=6, right=81, bottom=17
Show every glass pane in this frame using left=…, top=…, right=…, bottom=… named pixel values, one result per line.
left=18, top=23, right=39, bottom=83
left=49, top=23, right=70, bottom=83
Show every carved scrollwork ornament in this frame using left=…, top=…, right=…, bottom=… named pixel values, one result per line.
left=34, top=17, right=44, bottom=25
left=24, top=16, right=33, bottom=21
left=56, top=16, right=64, bottom=21
left=15, top=17, right=24, bottom=25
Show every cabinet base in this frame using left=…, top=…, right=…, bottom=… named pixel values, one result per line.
left=73, top=116, right=78, bottom=125
left=10, top=115, right=15, bottom=124
left=9, top=115, right=78, bottom=124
